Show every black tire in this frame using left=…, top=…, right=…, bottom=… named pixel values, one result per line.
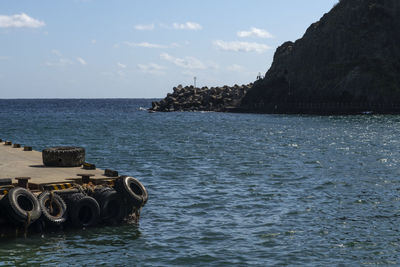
left=114, top=176, right=148, bottom=208
left=1, top=187, right=41, bottom=226
left=65, top=193, right=100, bottom=228
left=42, top=147, right=85, bottom=167
left=92, top=187, right=127, bottom=224
left=0, top=196, right=7, bottom=224
left=38, top=191, right=68, bottom=226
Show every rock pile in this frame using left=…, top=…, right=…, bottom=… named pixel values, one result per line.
left=152, top=0, right=400, bottom=115
left=150, top=84, right=252, bottom=112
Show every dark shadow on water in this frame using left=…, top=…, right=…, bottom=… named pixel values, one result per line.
left=0, top=222, right=142, bottom=243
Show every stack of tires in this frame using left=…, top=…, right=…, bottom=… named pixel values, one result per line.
left=62, top=176, right=148, bottom=228
left=0, top=176, right=148, bottom=231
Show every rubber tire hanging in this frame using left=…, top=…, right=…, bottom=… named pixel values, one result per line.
left=1, top=187, right=42, bottom=226
left=65, top=193, right=100, bottom=228
left=114, top=176, right=148, bottom=208
left=92, top=187, right=127, bottom=224
left=38, top=191, right=68, bottom=226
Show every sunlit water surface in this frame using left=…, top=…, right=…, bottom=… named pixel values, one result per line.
left=1, top=99, right=400, bottom=266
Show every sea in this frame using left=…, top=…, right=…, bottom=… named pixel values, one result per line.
left=0, top=99, right=400, bottom=266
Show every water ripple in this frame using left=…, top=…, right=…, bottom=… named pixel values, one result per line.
left=1, top=100, right=400, bottom=265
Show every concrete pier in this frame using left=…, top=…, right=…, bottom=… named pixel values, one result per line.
left=0, top=140, right=147, bottom=236
left=0, top=141, right=115, bottom=189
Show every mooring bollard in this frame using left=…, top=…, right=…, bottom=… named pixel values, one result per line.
left=23, top=146, right=32, bottom=151
left=104, top=169, right=119, bottom=177
left=0, top=178, right=12, bottom=186
left=4, top=141, right=11, bottom=146
left=15, top=177, right=31, bottom=189
left=76, top=173, right=95, bottom=184
left=12, top=144, right=21, bottom=148
left=82, top=162, right=96, bottom=170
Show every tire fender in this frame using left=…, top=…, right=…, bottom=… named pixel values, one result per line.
left=115, top=176, right=148, bottom=208
left=93, top=188, right=127, bottom=224
left=1, top=187, right=41, bottom=226
left=66, top=193, right=100, bottom=228
left=38, top=191, right=68, bottom=226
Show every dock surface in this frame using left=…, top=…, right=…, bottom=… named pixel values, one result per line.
left=0, top=142, right=108, bottom=186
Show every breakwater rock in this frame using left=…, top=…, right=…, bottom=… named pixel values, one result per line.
left=240, top=0, right=400, bottom=114
left=150, top=84, right=252, bottom=112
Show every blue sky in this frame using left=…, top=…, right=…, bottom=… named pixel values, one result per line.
left=0, top=0, right=338, bottom=98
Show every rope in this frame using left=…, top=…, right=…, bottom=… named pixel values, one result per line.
left=74, top=184, right=85, bottom=194
left=134, top=208, right=141, bottom=224
left=49, top=191, right=55, bottom=214
left=78, top=183, right=104, bottom=195
left=24, top=211, right=31, bottom=238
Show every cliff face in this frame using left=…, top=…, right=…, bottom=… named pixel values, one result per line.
left=241, top=0, right=400, bottom=113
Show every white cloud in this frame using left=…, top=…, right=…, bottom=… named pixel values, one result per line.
left=45, top=58, right=74, bottom=67
left=117, top=62, right=127, bottom=68
left=51, top=49, right=62, bottom=56
left=46, top=50, right=84, bottom=67
left=76, top=57, right=87, bottom=65
left=100, top=70, right=128, bottom=79
left=170, top=42, right=180, bottom=48
left=159, top=23, right=169, bottom=29
left=172, top=22, right=202, bottom=30
left=116, top=70, right=127, bottom=77
left=213, top=40, right=271, bottom=53
left=124, top=41, right=167, bottom=49
left=57, top=58, right=73, bottom=66
left=120, top=41, right=181, bottom=49
left=91, top=39, right=97, bottom=44
left=181, top=70, right=195, bottom=77
left=227, top=64, right=244, bottom=72
left=237, top=27, right=274, bottom=39
left=137, top=63, right=166, bottom=75
left=207, top=61, right=220, bottom=70
left=160, top=53, right=206, bottom=69
left=0, top=13, right=45, bottom=28
left=134, top=24, right=154, bottom=31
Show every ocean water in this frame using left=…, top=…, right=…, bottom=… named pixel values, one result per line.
left=1, top=99, right=400, bottom=266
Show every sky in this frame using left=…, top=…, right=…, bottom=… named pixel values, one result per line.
left=0, top=0, right=339, bottom=98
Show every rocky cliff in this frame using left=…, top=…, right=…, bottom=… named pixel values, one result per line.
left=241, top=0, right=400, bottom=113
